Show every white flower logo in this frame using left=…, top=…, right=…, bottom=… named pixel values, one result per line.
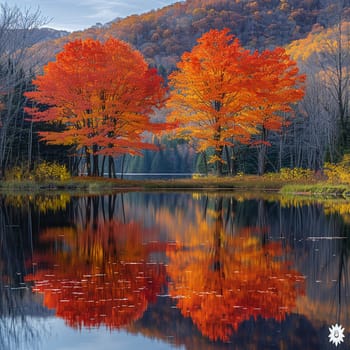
left=328, top=324, right=345, bottom=347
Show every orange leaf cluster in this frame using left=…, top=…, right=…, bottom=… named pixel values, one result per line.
left=25, top=38, right=168, bottom=156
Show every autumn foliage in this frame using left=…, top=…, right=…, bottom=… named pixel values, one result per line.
left=167, top=29, right=305, bottom=174
left=25, top=38, right=167, bottom=174
left=27, top=0, right=326, bottom=74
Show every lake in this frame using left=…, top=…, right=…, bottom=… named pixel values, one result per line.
left=0, top=191, right=349, bottom=349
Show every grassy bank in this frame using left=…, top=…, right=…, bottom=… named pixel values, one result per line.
left=0, top=177, right=137, bottom=194
left=2, top=175, right=350, bottom=197
left=0, top=175, right=288, bottom=194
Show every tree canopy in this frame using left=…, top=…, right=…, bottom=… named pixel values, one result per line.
left=25, top=38, right=168, bottom=175
left=167, top=28, right=305, bottom=174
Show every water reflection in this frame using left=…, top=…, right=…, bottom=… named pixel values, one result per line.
left=0, top=192, right=349, bottom=349
left=25, top=196, right=169, bottom=330
left=167, top=197, right=305, bottom=342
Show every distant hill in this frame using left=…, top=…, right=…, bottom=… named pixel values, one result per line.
left=26, top=27, right=69, bottom=46
left=28, top=0, right=350, bottom=74
left=7, top=27, right=69, bottom=49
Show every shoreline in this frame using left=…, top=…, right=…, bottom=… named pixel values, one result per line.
left=1, top=176, right=350, bottom=198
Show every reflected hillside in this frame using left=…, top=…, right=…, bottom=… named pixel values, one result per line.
left=129, top=305, right=321, bottom=350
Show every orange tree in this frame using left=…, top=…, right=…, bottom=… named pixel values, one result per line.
left=25, top=38, right=167, bottom=176
left=167, top=28, right=305, bottom=175
left=252, top=48, right=305, bottom=175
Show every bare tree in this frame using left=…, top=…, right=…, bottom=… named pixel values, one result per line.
left=316, top=1, right=350, bottom=158
left=283, top=0, right=350, bottom=169
left=0, top=3, right=47, bottom=177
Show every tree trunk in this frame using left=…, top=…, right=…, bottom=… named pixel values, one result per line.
left=71, top=152, right=82, bottom=176
left=257, top=144, right=267, bottom=176
left=85, top=148, right=91, bottom=176
left=92, top=144, right=99, bottom=176
left=92, top=154, right=99, bottom=176
left=202, top=152, right=208, bottom=176
left=120, top=154, right=126, bottom=179
left=214, top=146, right=223, bottom=176
left=28, top=118, right=33, bottom=172
left=101, top=156, right=106, bottom=177
left=257, top=126, right=268, bottom=176
left=224, top=145, right=235, bottom=175
left=108, top=156, right=115, bottom=178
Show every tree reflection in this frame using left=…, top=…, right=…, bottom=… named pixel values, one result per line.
left=25, top=195, right=169, bottom=330
left=167, top=196, right=305, bottom=342
left=2, top=191, right=349, bottom=349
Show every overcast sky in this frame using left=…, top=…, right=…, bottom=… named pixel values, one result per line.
left=5, top=0, right=180, bottom=32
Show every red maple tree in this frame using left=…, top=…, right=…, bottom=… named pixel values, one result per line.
left=25, top=38, right=168, bottom=175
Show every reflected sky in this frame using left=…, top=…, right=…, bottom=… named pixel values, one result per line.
left=36, top=318, right=180, bottom=350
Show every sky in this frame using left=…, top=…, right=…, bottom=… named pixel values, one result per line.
left=5, top=0, right=180, bottom=32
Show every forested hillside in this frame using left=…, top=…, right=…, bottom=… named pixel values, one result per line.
left=29, top=0, right=350, bottom=74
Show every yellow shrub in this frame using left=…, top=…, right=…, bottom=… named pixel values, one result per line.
left=34, top=162, right=70, bottom=182
left=278, top=167, right=314, bottom=181
left=324, top=155, right=350, bottom=184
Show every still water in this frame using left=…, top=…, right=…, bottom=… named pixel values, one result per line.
left=0, top=192, right=349, bottom=350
